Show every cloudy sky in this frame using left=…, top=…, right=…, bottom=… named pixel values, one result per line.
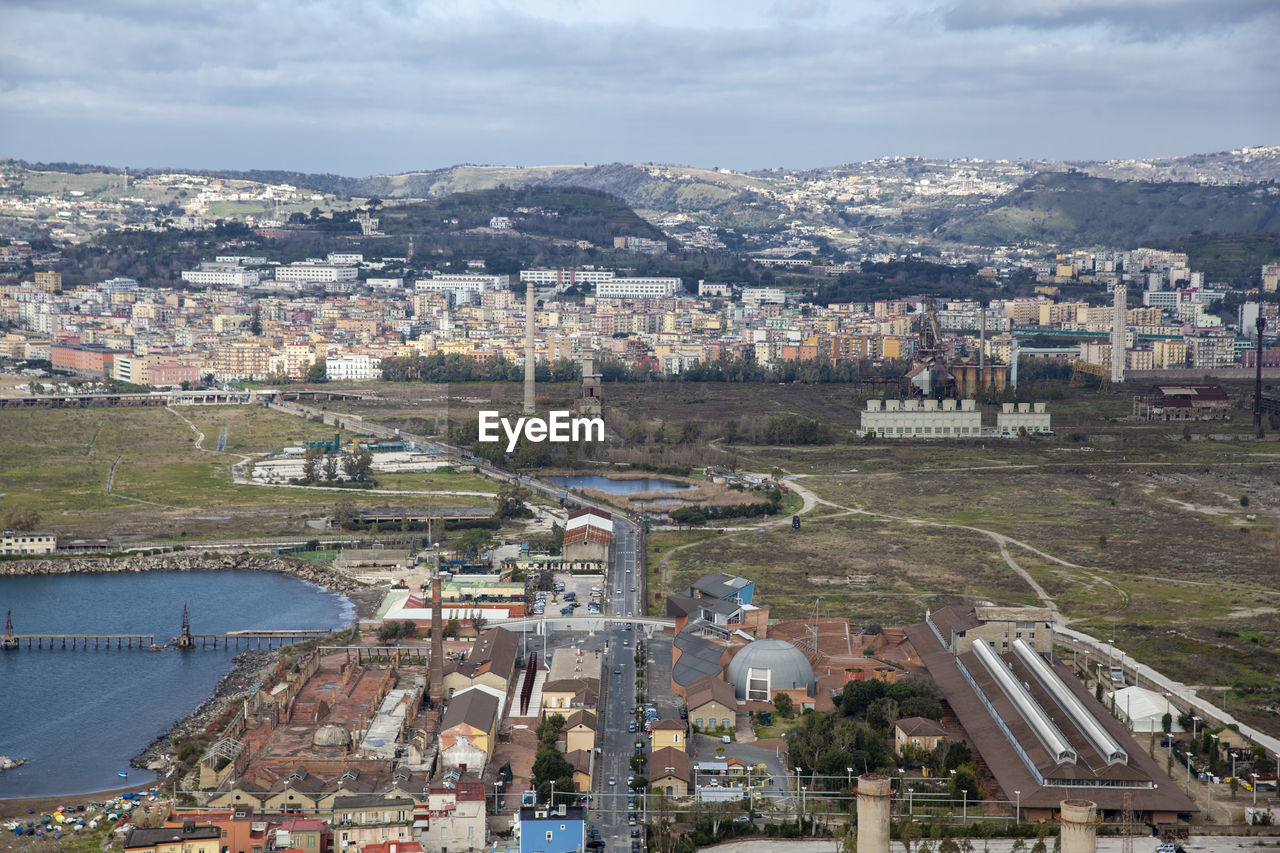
left=0, top=0, right=1276, bottom=176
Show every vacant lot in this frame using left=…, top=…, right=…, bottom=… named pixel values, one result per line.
left=0, top=406, right=492, bottom=541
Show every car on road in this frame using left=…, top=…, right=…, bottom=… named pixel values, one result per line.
left=608, top=776, right=617, bottom=786
left=627, top=611, right=633, bottom=617
left=631, top=827, right=641, bottom=838
left=628, top=813, right=637, bottom=825
left=614, top=666, right=622, bottom=675
left=616, top=589, right=622, bottom=596
left=628, top=721, right=637, bottom=732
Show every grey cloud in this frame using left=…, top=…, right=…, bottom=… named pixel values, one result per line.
left=942, top=0, right=1280, bottom=35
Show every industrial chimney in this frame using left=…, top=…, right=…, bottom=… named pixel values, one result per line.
left=1059, top=799, right=1098, bottom=853
left=524, top=283, right=536, bottom=414
left=855, top=773, right=892, bottom=853
left=429, top=554, right=444, bottom=705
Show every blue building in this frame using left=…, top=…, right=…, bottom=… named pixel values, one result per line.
left=517, top=805, right=585, bottom=853
left=689, top=572, right=754, bottom=606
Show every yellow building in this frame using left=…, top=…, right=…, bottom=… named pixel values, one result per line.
left=34, top=271, right=62, bottom=293
left=564, top=710, right=597, bottom=754
left=650, top=719, right=687, bottom=752
left=1153, top=338, right=1188, bottom=369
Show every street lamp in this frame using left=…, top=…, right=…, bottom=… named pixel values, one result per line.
left=1014, top=790, right=1021, bottom=825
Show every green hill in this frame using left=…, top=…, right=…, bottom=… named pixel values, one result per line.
left=1148, top=231, right=1280, bottom=287
left=375, top=185, right=670, bottom=246
left=938, top=172, right=1280, bottom=248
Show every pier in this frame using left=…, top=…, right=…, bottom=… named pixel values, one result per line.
left=1, top=608, right=333, bottom=652
left=2, top=633, right=157, bottom=650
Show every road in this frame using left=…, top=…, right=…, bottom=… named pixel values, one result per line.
left=594, top=515, right=642, bottom=853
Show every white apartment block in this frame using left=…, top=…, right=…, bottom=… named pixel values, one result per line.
left=1, top=530, right=57, bottom=555
left=860, top=398, right=981, bottom=438
left=274, top=262, right=360, bottom=284
left=995, top=402, right=1052, bottom=436
left=741, top=287, right=787, bottom=305
left=416, top=274, right=511, bottom=296
left=327, top=252, right=364, bottom=265
left=596, top=277, right=681, bottom=299
left=521, top=269, right=616, bottom=287
left=698, top=281, right=731, bottom=297
left=326, top=354, right=382, bottom=381
left=215, top=255, right=268, bottom=265
left=181, top=264, right=262, bottom=288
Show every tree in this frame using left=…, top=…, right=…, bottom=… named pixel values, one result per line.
left=306, top=360, right=328, bottom=383
left=495, top=482, right=532, bottom=519
left=537, top=713, right=566, bottom=744
left=898, top=819, right=920, bottom=853
left=532, top=743, right=575, bottom=803
left=343, top=446, right=374, bottom=481
left=455, top=528, right=494, bottom=555
left=301, top=446, right=322, bottom=483
left=949, top=767, right=982, bottom=802
left=322, top=453, right=339, bottom=482
left=250, top=306, right=262, bottom=336
left=774, top=693, right=794, bottom=719
left=1162, top=712, right=1173, bottom=733
left=866, top=696, right=899, bottom=732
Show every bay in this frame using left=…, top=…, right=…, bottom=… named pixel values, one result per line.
left=0, top=569, right=352, bottom=799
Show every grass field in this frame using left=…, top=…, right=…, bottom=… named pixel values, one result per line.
left=0, top=406, right=493, bottom=540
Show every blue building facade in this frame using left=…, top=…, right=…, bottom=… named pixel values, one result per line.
left=517, top=806, right=585, bottom=853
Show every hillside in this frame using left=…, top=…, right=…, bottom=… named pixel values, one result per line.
left=937, top=172, right=1280, bottom=249
left=1147, top=231, right=1280, bottom=287
left=375, top=185, right=671, bottom=245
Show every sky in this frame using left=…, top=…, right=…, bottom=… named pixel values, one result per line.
left=0, top=0, right=1276, bottom=176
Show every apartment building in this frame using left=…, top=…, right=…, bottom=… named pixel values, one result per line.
left=275, top=262, right=360, bottom=284
left=596, top=277, right=681, bottom=299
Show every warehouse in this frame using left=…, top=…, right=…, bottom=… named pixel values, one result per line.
left=906, top=604, right=1197, bottom=823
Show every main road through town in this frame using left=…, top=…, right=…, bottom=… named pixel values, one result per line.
left=595, top=515, right=642, bottom=853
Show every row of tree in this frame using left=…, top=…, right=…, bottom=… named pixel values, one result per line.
left=299, top=446, right=374, bottom=484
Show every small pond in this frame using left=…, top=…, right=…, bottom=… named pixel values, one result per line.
left=545, top=475, right=698, bottom=494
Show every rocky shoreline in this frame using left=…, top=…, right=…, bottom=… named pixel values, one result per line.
left=131, top=648, right=281, bottom=776
left=0, top=551, right=373, bottom=785
left=0, top=551, right=366, bottom=593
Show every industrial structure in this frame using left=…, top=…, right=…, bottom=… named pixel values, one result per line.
left=905, top=298, right=1010, bottom=399
left=523, top=283, right=536, bottom=414
left=906, top=604, right=1197, bottom=823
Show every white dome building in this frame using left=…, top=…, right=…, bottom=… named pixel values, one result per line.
left=726, top=639, right=815, bottom=701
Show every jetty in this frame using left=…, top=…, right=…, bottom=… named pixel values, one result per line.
left=2, top=607, right=334, bottom=652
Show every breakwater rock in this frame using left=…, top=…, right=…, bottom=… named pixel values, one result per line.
left=0, top=755, right=27, bottom=773
left=0, top=552, right=365, bottom=594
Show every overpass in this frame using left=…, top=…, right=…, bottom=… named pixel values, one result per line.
left=490, top=615, right=673, bottom=636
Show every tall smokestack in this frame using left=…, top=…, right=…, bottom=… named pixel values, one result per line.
left=524, top=284, right=536, bottom=414
left=1111, top=284, right=1126, bottom=384
left=430, top=554, right=444, bottom=705
left=1255, top=316, right=1268, bottom=431
left=855, top=773, right=892, bottom=853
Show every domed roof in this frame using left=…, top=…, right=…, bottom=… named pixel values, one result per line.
left=313, top=724, right=350, bottom=747
left=726, top=638, right=815, bottom=700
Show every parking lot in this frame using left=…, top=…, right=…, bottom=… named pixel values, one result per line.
left=530, top=571, right=605, bottom=618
